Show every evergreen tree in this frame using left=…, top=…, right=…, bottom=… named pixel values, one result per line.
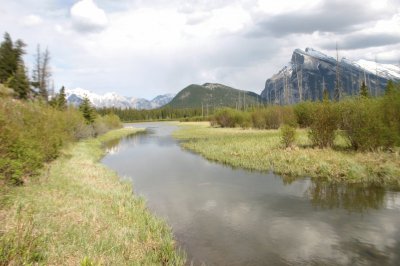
left=57, top=86, right=67, bottom=110
left=0, top=32, right=16, bottom=83
left=0, top=33, right=30, bottom=99
left=360, top=81, right=369, bottom=98
left=79, top=96, right=96, bottom=124
left=5, top=64, right=30, bottom=99
left=385, top=80, right=395, bottom=95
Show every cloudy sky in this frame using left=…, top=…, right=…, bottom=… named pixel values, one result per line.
left=0, top=0, right=399, bottom=98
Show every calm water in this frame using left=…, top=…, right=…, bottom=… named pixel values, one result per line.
left=101, top=122, right=400, bottom=265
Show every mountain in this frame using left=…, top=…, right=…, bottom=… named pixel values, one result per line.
left=167, top=83, right=263, bottom=109
left=261, top=48, right=400, bottom=104
left=65, top=88, right=175, bottom=109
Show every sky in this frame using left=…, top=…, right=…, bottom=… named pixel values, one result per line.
left=0, top=0, right=399, bottom=98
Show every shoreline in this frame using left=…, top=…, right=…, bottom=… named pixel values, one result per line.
left=0, top=128, right=185, bottom=265
left=173, top=122, right=400, bottom=188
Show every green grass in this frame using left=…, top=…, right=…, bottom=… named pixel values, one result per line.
left=173, top=122, right=400, bottom=187
left=0, top=128, right=185, bottom=265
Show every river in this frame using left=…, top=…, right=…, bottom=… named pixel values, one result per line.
left=101, top=122, right=400, bottom=265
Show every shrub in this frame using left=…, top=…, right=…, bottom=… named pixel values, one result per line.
left=381, top=82, right=400, bottom=146
left=0, top=98, right=122, bottom=185
left=338, top=98, right=390, bottom=150
left=280, top=124, right=297, bottom=148
left=92, top=114, right=122, bottom=136
left=308, top=101, right=339, bottom=148
left=213, top=108, right=251, bottom=128
left=237, top=112, right=252, bottom=129
left=294, top=101, right=315, bottom=128
left=281, top=106, right=297, bottom=127
left=251, top=106, right=296, bottom=130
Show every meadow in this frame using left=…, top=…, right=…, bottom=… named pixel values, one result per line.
left=174, top=122, right=400, bottom=188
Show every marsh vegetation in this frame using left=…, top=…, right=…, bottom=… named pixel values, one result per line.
left=174, top=122, right=400, bottom=187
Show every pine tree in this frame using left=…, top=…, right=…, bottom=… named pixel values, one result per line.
left=6, top=64, right=30, bottom=99
left=385, top=80, right=395, bottom=95
left=0, top=33, right=30, bottom=99
left=79, top=96, right=96, bottom=124
left=0, top=32, right=16, bottom=83
left=360, top=81, right=369, bottom=98
left=57, top=86, right=67, bottom=110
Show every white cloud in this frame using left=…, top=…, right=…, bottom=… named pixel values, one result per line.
left=21, top=14, right=42, bottom=26
left=70, top=0, right=108, bottom=33
left=0, top=0, right=399, bottom=98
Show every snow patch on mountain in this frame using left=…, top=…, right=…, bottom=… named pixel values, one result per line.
left=354, top=59, right=400, bottom=80
left=286, top=48, right=400, bottom=81
left=65, top=88, right=175, bottom=109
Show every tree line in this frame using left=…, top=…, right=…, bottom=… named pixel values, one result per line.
left=97, top=106, right=207, bottom=121
left=212, top=81, right=400, bottom=151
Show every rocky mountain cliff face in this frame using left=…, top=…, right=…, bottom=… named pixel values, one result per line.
left=261, top=48, right=400, bottom=104
left=65, top=88, right=175, bottom=109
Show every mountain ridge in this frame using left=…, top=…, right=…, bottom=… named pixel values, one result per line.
left=261, top=48, right=400, bottom=104
left=167, top=83, right=264, bottom=109
left=65, top=88, right=175, bottom=109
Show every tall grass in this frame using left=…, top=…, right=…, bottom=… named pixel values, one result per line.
left=0, top=128, right=185, bottom=265
left=174, top=123, right=400, bottom=187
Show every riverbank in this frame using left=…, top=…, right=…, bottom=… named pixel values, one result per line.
left=0, top=128, right=185, bottom=265
left=173, top=122, right=400, bottom=187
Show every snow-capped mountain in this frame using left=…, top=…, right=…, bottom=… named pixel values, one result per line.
left=261, top=48, right=400, bottom=103
left=65, top=88, right=175, bottom=109
left=354, top=59, right=400, bottom=80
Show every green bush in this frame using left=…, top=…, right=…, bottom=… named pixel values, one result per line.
left=280, top=124, right=297, bottom=148
left=338, top=98, right=389, bottom=150
left=238, top=112, right=252, bottom=129
left=308, top=101, right=339, bottom=148
left=294, top=101, right=315, bottom=128
left=251, top=106, right=296, bottom=129
left=0, top=97, right=122, bottom=185
left=213, top=108, right=252, bottom=128
left=381, top=82, right=400, bottom=146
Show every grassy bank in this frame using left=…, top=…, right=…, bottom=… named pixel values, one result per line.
left=173, top=122, right=400, bottom=187
left=0, top=128, right=185, bottom=265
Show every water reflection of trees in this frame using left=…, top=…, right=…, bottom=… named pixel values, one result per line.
left=104, top=138, right=121, bottom=150
left=339, top=238, right=394, bottom=265
left=280, top=174, right=387, bottom=212
left=103, top=132, right=144, bottom=154
left=307, top=182, right=386, bottom=212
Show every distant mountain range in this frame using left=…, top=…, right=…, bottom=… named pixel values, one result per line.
left=261, top=48, right=400, bottom=104
left=65, top=88, right=175, bottom=109
left=167, top=83, right=263, bottom=109
left=66, top=48, right=400, bottom=110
